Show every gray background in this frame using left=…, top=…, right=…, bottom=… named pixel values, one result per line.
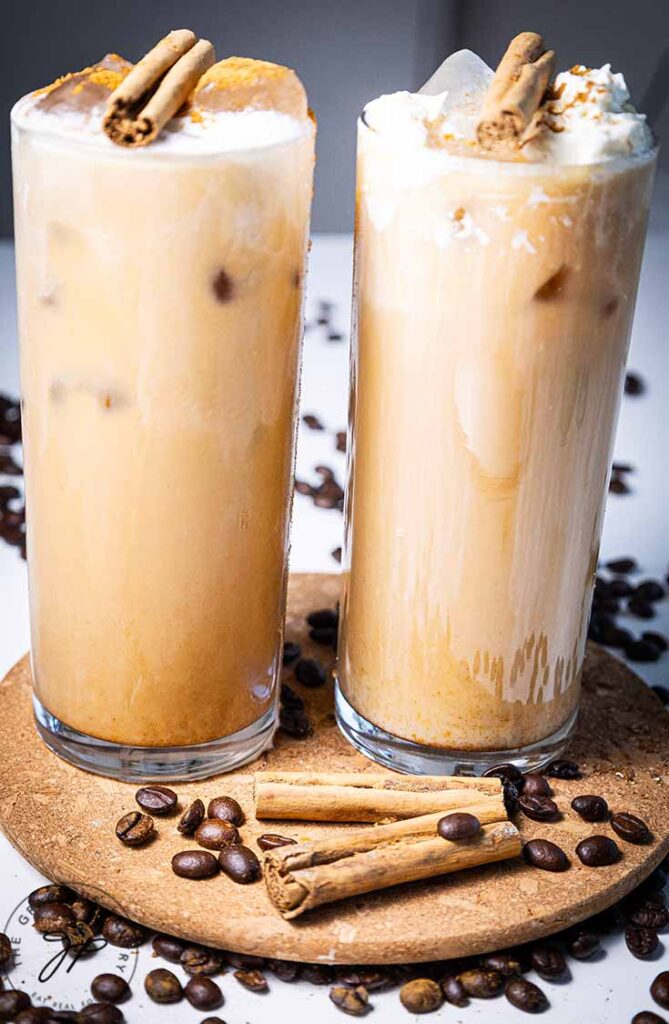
left=1, top=0, right=668, bottom=233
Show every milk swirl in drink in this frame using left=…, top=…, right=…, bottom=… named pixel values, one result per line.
left=12, top=51, right=315, bottom=778
left=337, top=49, right=656, bottom=771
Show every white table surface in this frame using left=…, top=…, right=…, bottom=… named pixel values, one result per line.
left=0, top=224, right=668, bottom=1021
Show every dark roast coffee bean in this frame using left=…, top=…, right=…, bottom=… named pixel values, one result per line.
left=626, top=896, right=669, bottom=931
left=211, top=268, right=234, bottom=303
left=651, top=971, right=669, bottom=1008
left=503, top=781, right=520, bottom=817
left=91, top=975, right=130, bottom=1004
left=77, top=1004, right=124, bottom=1023
left=0, top=934, right=11, bottom=967
left=522, top=775, right=552, bottom=797
left=179, top=945, right=224, bottom=976
left=0, top=991, right=31, bottom=1019
left=135, top=785, right=178, bottom=816
left=294, top=658, right=327, bottom=687
left=519, top=794, right=559, bottom=822
left=329, top=985, right=369, bottom=1016
left=0, top=485, right=20, bottom=504
left=302, top=964, right=335, bottom=985
left=145, top=968, right=183, bottom=1003
left=636, top=580, right=666, bottom=603
left=309, top=627, right=337, bottom=646
left=336, top=968, right=392, bottom=991
left=279, top=705, right=312, bottom=738
left=283, top=641, right=301, bottom=664
left=399, top=978, right=442, bottom=1013
left=152, top=933, right=185, bottom=963
left=178, top=799, right=205, bottom=837
left=171, top=850, right=219, bottom=880
left=234, top=969, right=269, bottom=992
left=607, top=578, right=635, bottom=597
left=482, top=763, right=523, bottom=787
left=207, top=796, right=244, bottom=826
left=437, top=812, right=481, bottom=840
left=626, top=639, right=662, bottom=662
left=632, top=1012, right=666, bottom=1024
left=571, top=794, right=609, bottom=822
left=505, top=977, right=548, bottom=1013
left=643, top=631, right=668, bottom=652
left=184, top=976, right=223, bottom=1010
left=576, top=835, right=621, bottom=867
left=480, top=951, right=523, bottom=976
left=268, top=959, right=302, bottom=982
left=568, top=930, right=600, bottom=959
left=609, top=474, right=631, bottom=494
left=227, top=951, right=266, bottom=969
left=33, top=903, right=74, bottom=934
left=626, top=925, right=660, bottom=959
left=62, top=920, right=95, bottom=951
left=442, top=975, right=468, bottom=1006
left=70, top=898, right=99, bottom=926
left=199, top=1020, right=226, bottom=1024
left=28, top=884, right=74, bottom=909
left=336, top=432, right=347, bottom=452
left=611, top=812, right=651, bottom=844
left=280, top=682, right=304, bottom=709
left=257, top=833, right=298, bottom=851
left=523, top=839, right=570, bottom=872
left=102, top=915, right=146, bottom=948
left=628, top=599, right=655, bottom=620
left=332, top=547, right=342, bottom=564
left=115, top=811, right=154, bottom=847
left=606, top=556, right=637, bottom=574
left=14, top=1009, right=51, bottom=1023
left=601, top=623, right=635, bottom=648
left=530, top=944, right=566, bottom=979
left=458, top=968, right=504, bottom=998
left=195, top=818, right=240, bottom=850
left=302, top=414, right=324, bottom=430
left=546, top=758, right=581, bottom=779
left=219, top=845, right=261, bottom=884
left=307, top=608, right=339, bottom=629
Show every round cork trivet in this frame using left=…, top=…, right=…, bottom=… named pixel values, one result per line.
left=0, top=573, right=667, bottom=965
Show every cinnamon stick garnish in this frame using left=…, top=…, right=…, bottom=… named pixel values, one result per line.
left=254, top=771, right=504, bottom=823
left=103, top=29, right=215, bottom=147
left=263, top=814, right=521, bottom=919
left=477, top=31, right=555, bottom=150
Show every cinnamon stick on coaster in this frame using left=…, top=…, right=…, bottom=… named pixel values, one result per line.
left=254, top=771, right=505, bottom=823
left=477, top=31, right=555, bottom=150
left=103, top=29, right=215, bottom=147
left=264, top=814, right=521, bottom=919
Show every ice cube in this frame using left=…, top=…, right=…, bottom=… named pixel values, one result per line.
left=34, top=54, right=131, bottom=117
left=193, top=57, right=308, bottom=119
left=420, top=49, right=493, bottom=139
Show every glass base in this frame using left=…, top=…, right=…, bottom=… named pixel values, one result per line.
left=334, top=682, right=578, bottom=776
left=33, top=696, right=277, bottom=782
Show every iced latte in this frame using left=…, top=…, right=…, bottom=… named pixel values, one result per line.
left=12, top=38, right=315, bottom=779
left=337, top=40, right=656, bottom=772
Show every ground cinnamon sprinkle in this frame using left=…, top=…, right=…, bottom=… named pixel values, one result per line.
left=33, top=56, right=131, bottom=98
left=197, top=56, right=295, bottom=93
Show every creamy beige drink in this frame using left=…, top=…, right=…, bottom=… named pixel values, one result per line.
left=12, top=49, right=315, bottom=778
left=337, top=50, right=655, bottom=771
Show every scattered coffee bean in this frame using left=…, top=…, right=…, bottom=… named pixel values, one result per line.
left=437, top=812, right=481, bottom=840
left=279, top=705, right=312, bottom=738
left=212, top=268, right=234, bottom=303
left=234, top=969, right=268, bottom=992
left=480, top=951, right=523, bottom=976
left=307, top=608, right=339, bottom=629
left=626, top=925, right=660, bottom=959
left=135, top=785, right=177, bottom=816
left=62, top=920, right=95, bottom=951
left=576, top=835, right=621, bottom=867
left=227, top=951, right=265, bottom=969
left=458, top=968, right=504, bottom=998
left=33, top=903, right=74, bottom=934
left=257, top=833, right=298, bottom=851
left=336, top=431, right=347, bottom=452
left=14, top=1009, right=52, bottom=1023
left=546, top=758, right=581, bottom=779
left=627, top=639, right=662, bottom=662
left=530, top=944, right=566, bottom=979
left=179, top=946, right=224, bottom=976
left=626, top=896, right=669, bottom=931
left=0, top=934, right=11, bottom=967
left=101, top=914, right=146, bottom=948
left=302, top=414, right=324, bottom=431
left=171, top=850, right=219, bottom=880
left=632, top=1012, right=666, bottom=1024
left=652, top=973, right=669, bottom=1009
left=0, top=991, right=31, bottom=1020
left=309, top=626, right=337, bottom=647
left=330, top=984, right=369, bottom=1016
left=178, top=799, right=205, bottom=837
left=294, top=657, right=327, bottom=687
left=503, top=781, right=520, bottom=816
left=115, top=811, right=154, bottom=847
left=145, top=968, right=183, bottom=1003
left=207, top=795, right=244, bottom=826
left=336, top=968, right=392, bottom=991
left=152, top=933, right=185, bottom=963
left=28, top=884, right=74, bottom=908
left=643, top=631, right=668, bottom=652
left=523, top=839, right=570, bottom=872
left=505, top=977, right=548, bottom=1014
left=70, top=897, right=99, bottom=927
left=219, top=845, right=261, bottom=884
left=184, top=976, right=223, bottom=1010
left=77, top=1004, right=124, bottom=1023
left=332, top=546, right=342, bottom=563
left=636, top=580, right=666, bottom=603
left=91, top=975, right=130, bottom=1004
left=283, top=641, right=301, bottom=664
left=199, top=1019, right=226, bottom=1024
left=482, top=763, right=523, bottom=787
left=519, top=794, right=559, bottom=822
left=568, top=930, right=600, bottom=959
left=608, top=578, right=635, bottom=597
left=302, top=964, right=335, bottom=985
left=609, top=475, right=631, bottom=494
left=571, top=794, right=609, bottom=822
left=268, top=959, right=301, bottom=982
left=399, top=977, right=443, bottom=1013
left=195, top=818, right=240, bottom=850
left=280, top=682, right=304, bottom=709
left=628, top=599, right=656, bottom=620
left=611, top=812, right=651, bottom=844
left=522, top=775, right=552, bottom=797
left=607, top=556, right=638, bottom=574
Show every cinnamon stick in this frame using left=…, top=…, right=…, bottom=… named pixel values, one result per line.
left=103, top=30, right=215, bottom=147
left=254, top=771, right=504, bottom=823
left=477, top=31, right=555, bottom=150
left=264, top=815, right=521, bottom=919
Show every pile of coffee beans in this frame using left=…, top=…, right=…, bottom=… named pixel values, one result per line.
left=588, top=558, right=667, bottom=664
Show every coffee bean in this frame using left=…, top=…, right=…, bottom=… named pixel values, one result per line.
left=606, top=556, right=638, bottom=574
left=530, top=944, right=566, bottom=979
left=307, top=608, right=339, bottom=629
left=626, top=896, right=669, bottom=931
left=234, top=969, right=269, bottom=993
left=576, top=835, right=621, bottom=867
left=458, top=968, right=504, bottom=998
left=145, top=968, right=183, bottom=1003
left=482, top=763, right=523, bottom=787
left=101, top=914, right=146, bottom=948
left=219, top=845, right=261, bottom=884
left=505, top=978, right=548, bottom=1013
left=179, top=946, right=224, bottom=976
left=399, top=978, right=443, bottom=1013
left=70, top=898, right=99, bottom=927
left=212, top=269, right=234, bottom=303
left=14, top=1009, right=52, bottom=1023
left=279, top=705, right=312, bottom=738
left=0, top=934, right=11, bottom=967
left=546, top=758, right=581, bottom=779
left=302, top=964, right=334, bottom=985
left=608, top=578, right=635, bottom=597
left=135, top=785, right=177, bottom=816
left=626, top=639, right=662, bottom=662
left=519, top=794, right=559, bottom=822
left=437, top=812, right=481, bottom=840
left=227, top=951, right=266, bottom=969
left=185, top=976, right=223, bottom=1010
left=76, top=1004, right=124, bottom=1023
left=329, top=985, right=369, bottom=1016
left=0, top=991, right=31, bottom=1020
left=0, top=485, right=20, bottom=504
left=571, top=794, right=609, bottom=822
left=199, top=1019, right=226, bottom=1024
left=336, top=968, right=392, bottom=991
left=628, top=599, right=656, bottom=620
left=207, top=796, right=244, bottom=826
left=568, top=930, right=600, bottom=959
left=257, top=833, right=298, bottom=851
left=626, top=925, right=660, bottom=959
left=91, top=975, right=130, bottom=1004
left=294, top=658, right=327, bottom=687
left=280, top=682, right=304, bottom=710
left=632, top=1012, right=666, bottom=1024
left=152, top=934, right=185, bottom=963
left=636, top=580, right=666, bottom=603
left=643, top=631, right=668, bottom=652
left=522, top=775, right=552, bottom=797
left=33, top=903, right=74, bottom=934
left=442, top=975, right=468, bottom=1006
left=302, top=414, right=324, bottom=431
left=503, top=781, right=520, bottom=816
left=611, top=812, right=652, bottom=844
left=523, top=839, right=570, bottom=872
left=178, top=799, right=205, bottom=837
left=651, top=971, right=669, bottom=1009
left=28, top=884, right=74, bottom=909
left=268, top=959, right=302, bottom=982
left=62, top=920, right=95, bottom=952
left=480, top=951, right=523, bottom=976
left=50, top=1009, right=80, bottom=1020
left=309, top=626, right=337, bottom=647
left=283, top=641, right=301, bottom=664
left=336, top=432, right=347, bottom=452
left=115, top=811, right=154, bottom=847
left=610, top=474, right=631, bottom=494
left=171, top=850, right=219, bottom=880
left=602, top=624, right=635, bottom=648
left=195, top=818, right=240, bottom=850
left=332, top=546, right=342, bottom=564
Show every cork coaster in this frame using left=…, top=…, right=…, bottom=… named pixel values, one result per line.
left=0, top=573, right=668, bottom=965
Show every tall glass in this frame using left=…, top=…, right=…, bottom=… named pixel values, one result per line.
left=12, top=105, right=314, bottom=780
left=336, top=116, right=655, bottom=774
